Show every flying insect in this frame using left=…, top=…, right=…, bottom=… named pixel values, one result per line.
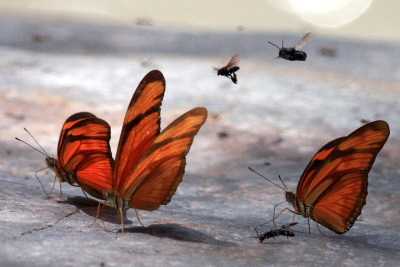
left=213, top=54, right=240, bottom=84
left=268, top=32, right=311, bottom=61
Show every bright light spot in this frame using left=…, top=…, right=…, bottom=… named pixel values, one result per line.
left=288, top=0, right=349, bottom=13
left=267, top=0, right=373, bottom=28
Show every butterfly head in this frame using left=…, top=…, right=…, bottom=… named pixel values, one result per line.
left=285, top=191, right=299, bottom=212
left=46, top=158, right=77, bottom=185
left=46, top=157, right=58, bottom=169
left=285, top=191, right=296, bottom=205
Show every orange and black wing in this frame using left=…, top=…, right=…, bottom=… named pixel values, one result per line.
left=114, top=70, right=165, bottom=189
left=118, top=107, right=207, bottom=211
left=296, top=120, right=390, bottom=233
left=58, top=112, right=114, bottom=199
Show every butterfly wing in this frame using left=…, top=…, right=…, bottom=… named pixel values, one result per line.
left=296, top=120, right=390, bottom=233
left=114, top=70, right=165, bottom=190
left=117, top=107, right=207, bottom=211
left=57, top=112, right=114, bottom=199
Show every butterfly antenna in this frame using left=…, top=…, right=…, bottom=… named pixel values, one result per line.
left=24, top=128, right=51, bottom=156
left=15, top=128, right=50, bottom=157
left=277, top=175, right=290, bottom=192
left=15, top=137, right=48, bottom=157
left=281, top=39, right=284, bottom=49
left=248, top=167, right=287, bottom=191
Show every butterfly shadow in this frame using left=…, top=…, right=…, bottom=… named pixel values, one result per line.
left=63, top=196, right=236, bottom=246
left=63, top=196, right=131, bottom=225
left=124, top=223, right=236, bottom=246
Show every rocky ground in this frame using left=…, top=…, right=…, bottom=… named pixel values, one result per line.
left=1, top=13, right=399, bottom=267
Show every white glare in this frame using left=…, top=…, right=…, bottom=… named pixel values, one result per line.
left=267, top=0, right=373, bottom=28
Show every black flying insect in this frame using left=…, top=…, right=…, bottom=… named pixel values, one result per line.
left=213, top=54, right=240, bottom=84
left=268, top=33, right=311, bottom=61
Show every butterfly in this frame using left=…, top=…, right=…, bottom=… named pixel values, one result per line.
left=250, top=120, right=390, bottom=234
left=18, top=70, right=207, bottom=232
left=255, top=222, right=297, bottom=243
left=93, top=70, right=207, bottom=231
left=16, top=112, right=114, bottom=199
left=268, top=32, right=311, bottom=61
left=213, top=54, right=240, bottom=84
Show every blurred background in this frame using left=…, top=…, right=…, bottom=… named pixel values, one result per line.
left=1, top=0, right=399, bottom=42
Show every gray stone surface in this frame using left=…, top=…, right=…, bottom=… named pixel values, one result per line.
left=1, top=13, right=399, bottom=267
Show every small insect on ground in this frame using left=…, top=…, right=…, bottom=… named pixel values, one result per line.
left=255, top=222, right=298, bottom=243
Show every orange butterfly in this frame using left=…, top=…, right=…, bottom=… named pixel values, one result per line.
left=250, top=120, right=390, bottom=234
left=98, top=70, right=207, bottom=231
left=18, top=70, right=207, bottom=232
left=16, top=112, right=114, bottom=199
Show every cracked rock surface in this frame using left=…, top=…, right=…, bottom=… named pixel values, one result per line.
left=1, top=13, right=400, bottom=267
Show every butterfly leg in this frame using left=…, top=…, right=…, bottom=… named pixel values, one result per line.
left=88, top=201, right=111, bottom=232
left=135, top=209, right=146, bottom=227
left=270, top=200, right=291, bottom=226
left=291, top=212, right=297, bottom=224
left=119, top=207, right=125, bottom=233
left=58, top=181, right=63, bottom=201
left=80, top=189, right=90, bottom=200
left=34, top=167, right=50, bottom=197
left=260, top=207, right=294, bottom=227
left=48, top=176, right=58, bottom=197
left=312, top=216, right=327, bottom=236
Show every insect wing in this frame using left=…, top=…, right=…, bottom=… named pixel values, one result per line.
left=224, top=54, right=240, bottom=69
left=114, top=70, right=165, bottom=189
left=296, top=120, right=389, bottom=233
left=57, top=112, right=114, bottom=199
left=120, top=107, right=207, bottom=211
left=294, top=32, right=311, bottom=50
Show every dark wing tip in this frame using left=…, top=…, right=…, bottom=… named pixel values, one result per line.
left=143, top=69, right=165, bottom=84
left=65, top=112, right=97, bottom=123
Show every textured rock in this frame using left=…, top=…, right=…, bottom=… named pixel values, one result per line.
left=1, top=14, right=400, bottom=267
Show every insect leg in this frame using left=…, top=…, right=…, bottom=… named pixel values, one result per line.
left=88, top=200, right=110, bottom=232
left=135, top=209, right=146, bottom=227
left=34, top=167, right=50, bottom=197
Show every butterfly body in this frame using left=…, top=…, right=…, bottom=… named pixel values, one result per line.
left=214, top=54, right=240, bottom=84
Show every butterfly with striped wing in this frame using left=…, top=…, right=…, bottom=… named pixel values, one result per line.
left=250, top=120, right=390, bottom=234
left=16, top=112, right=114, bottom=199
left=18, top=70, right=207, bottom=232
left=101, top=70, right=207, bottom=230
